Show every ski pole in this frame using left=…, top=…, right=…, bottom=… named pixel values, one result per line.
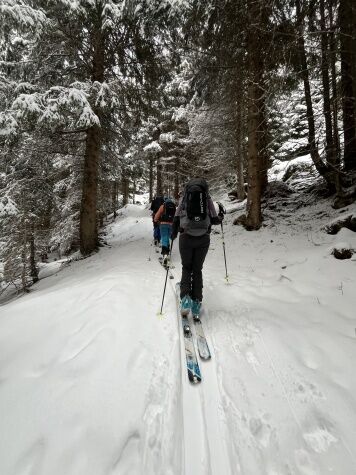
left=217, top=202, right=228, bottom=282
left=159, top=239, right=174, bottom=315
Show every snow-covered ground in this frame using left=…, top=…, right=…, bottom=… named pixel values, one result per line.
left=1, top=197, right=356, bottom=475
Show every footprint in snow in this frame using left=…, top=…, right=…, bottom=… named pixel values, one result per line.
left=249, top=414, right=274, bottom=448
left=295, top=380, right=325, bottom=402
left=303, top=427, right=338, bottom=453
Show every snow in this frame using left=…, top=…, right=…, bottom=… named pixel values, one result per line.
left=1, top=199, right=356, bottom=475
left=143, top=141, right=162, bottom=153
left=0, top=196, right=18, bottom=216
left=159, top=132, right=175, bottom=144
left=269, top=155, right=314, bottom=182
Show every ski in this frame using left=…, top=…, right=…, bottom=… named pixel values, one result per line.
left=192, top=314, right=211, bottom=360
left=175, top=283, right=202, bottom=384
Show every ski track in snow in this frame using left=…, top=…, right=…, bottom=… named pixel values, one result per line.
left=1, top=202, right=356, bottom=475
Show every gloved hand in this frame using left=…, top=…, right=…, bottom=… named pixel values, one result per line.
left=171, top=232, right=177, bottom=241
left=218, top=212, right=224, bottom=220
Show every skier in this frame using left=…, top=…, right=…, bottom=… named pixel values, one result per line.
left=154, top=197, right=176, bottom=266
left=171, top=178, right=224, bottom=318
left=150, top=195, right=164, bottom=245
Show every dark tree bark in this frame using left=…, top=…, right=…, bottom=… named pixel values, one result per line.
left=149, top=157, right=154, bottom=202
left=296, top=0, right=336, bottom=191
left=258, top=96, right=269, bottom=195
left=339, top=0, right=356, bottom=170
left=156, top=159, right=163, bottom=196
left=235, top=80, right=246, bottom=201
left=80, top=17, right=105, bottom=255
left=174, top=157, right=180, bottom=200
left=245, top=0, right=264, bottom=230
left=122, top=175, right=129, bottom=206
left=29, top=221, right=38, bottom=284
left=112, top=180, right=118, bottom=217
left=328, top=0, right=341, bottom=172
left=236, top=133, right=245, bottom=200
left=320, top=0, right=336, bottom=169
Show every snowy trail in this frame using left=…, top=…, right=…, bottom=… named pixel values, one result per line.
left=1, top=202, right=356, bottom=475
left=201, top=226, right=356, bottom=474
left=170, top=273, right=232, bottom=475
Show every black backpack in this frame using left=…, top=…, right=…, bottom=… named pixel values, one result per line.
left=180, top=178, right=211, bottom=236
left=185, top=181, right=208, bottom=222
left=151, top=196, right=164, bottom=213
left=161, top=200, right=176, bottom=222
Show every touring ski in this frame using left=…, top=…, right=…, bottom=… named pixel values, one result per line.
left=175, top=283, right=202, bottom=384
left=192, top=315, right=211, bottom=360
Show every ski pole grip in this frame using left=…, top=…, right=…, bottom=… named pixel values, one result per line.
left=217, top=201, right=226, bottom=215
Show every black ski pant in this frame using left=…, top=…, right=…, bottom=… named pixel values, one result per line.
left=179, top=233, right=210, bottom=301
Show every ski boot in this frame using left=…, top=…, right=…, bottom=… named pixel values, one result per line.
left=180, top=295, right=192, bottom=316
left=191, top=299, right=202, bottom=322
left=163, top=255, right=170, bottom=268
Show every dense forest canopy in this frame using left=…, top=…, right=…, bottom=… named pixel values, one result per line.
left=1, top=0, right=356, bottom=291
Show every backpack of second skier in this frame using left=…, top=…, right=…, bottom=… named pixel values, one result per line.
left=161, top=200, right=176, bottom=222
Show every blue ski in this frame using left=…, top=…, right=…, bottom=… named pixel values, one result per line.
left=175, top=283, right=202, bottom=384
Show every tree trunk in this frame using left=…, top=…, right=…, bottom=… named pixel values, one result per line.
left=156, top=159, right=163, bottom=196
left=174, top=157, right=180, bottom=200
left=328, top=0, right=341, bottom=172
left=132, top=179, right=136, bottom=204
left=320, top=0, right=336, bottom=168
left=339, top=0, right=356, bottom=170
left=258, top=96, right=268, bottom=195
left=245, top=0, right=263, bottom=230
left=149, top=157, right=154, bottom=202
left=296, top=0, right=336, bottom=191
left=122, top=175, right=129, bottom=206
left=21, top=217, right=28, bottom=291
left=112, top=180, right=118, bottom=217
left=236, top=148, right=245, bottom=201
left=236, top=99, right=246, bottom=201
left=79, top=19, right=105, bottom=255
left=29, top=221, right=38, bottom=284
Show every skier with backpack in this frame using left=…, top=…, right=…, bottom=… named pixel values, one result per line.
left=171, top=178, right=224, bottom=319
left=150, top=195, right=164, bottom=245
left=154, top=197, right=176, bottom=266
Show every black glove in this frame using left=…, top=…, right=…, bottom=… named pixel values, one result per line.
left=218, top=212, right=224, bottom=220
left=171, top=232, right=177, bottom=241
